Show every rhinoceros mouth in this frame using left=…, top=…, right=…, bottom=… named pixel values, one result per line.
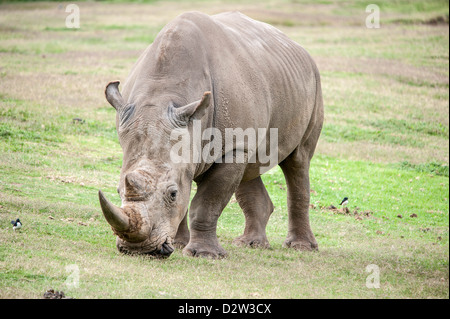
left=116, top=236, right=174, bottom=258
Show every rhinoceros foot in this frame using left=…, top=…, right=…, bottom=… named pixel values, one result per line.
left=283, top=238, right=319, bottom=252
left=232, top=234, right=270, bottom=249
left=182, top=242, right=227, bottom=259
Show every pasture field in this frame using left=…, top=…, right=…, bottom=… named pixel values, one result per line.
left=0, top=0, right=448, bottom=299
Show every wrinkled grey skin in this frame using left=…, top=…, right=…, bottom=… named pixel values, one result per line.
left=99, top=11, right=324, bottom=258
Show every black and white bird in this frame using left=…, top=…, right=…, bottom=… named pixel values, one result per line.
left=11, top=219, right=22, bottom=231
left=339, top=197, right=349, bottom=206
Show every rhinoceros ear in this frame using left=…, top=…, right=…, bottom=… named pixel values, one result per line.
left=171, top=91, right=211, bottom=126
left=105, top=81, right=125, bottom=110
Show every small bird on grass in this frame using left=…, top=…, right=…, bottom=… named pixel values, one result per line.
left=339, top=197, right=349, bottom=206
left=11, top=219, right=22, bottom=231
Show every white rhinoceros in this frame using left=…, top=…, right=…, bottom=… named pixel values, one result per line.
left=99, top=11, right=324, bottom=258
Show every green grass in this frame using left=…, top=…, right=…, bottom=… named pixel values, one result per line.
left=0, top=157, right=448, bottom=298
left=396, top=161, right=449, bottom=177
left=0, top=0, right=448, bottom=299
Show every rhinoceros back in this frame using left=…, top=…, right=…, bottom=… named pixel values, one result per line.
left=122, top=11, right=322, bottom=177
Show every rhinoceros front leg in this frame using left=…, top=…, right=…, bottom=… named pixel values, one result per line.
left=183, top=162, right=246, bottom=258
left=173, top=211, right=190, bottom=249
left=233, top=176, right=274, bottom=248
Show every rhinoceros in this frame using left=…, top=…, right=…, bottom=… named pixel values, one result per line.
left=99, top=11, right=324, bottom=258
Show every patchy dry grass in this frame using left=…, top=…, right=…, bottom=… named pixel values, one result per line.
left=0, top=0, right=448, bottom=299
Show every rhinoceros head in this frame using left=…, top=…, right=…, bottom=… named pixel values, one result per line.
left=99, top=81, right=211, bottom=257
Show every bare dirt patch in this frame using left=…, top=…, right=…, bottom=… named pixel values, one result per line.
left=320, top=204, right=374, bottom=220
left=315, top=56, right=449, bottom=86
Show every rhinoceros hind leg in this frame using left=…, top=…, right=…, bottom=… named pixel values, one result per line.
left=233, top=176, right=273, bottom=248
left=279, top=142, right=319, bottom=252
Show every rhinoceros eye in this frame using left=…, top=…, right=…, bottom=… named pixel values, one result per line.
left=166, top=186, right=178, bottom=203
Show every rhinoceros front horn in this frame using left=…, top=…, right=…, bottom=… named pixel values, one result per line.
left=98, top=190, right=129, bottom=232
